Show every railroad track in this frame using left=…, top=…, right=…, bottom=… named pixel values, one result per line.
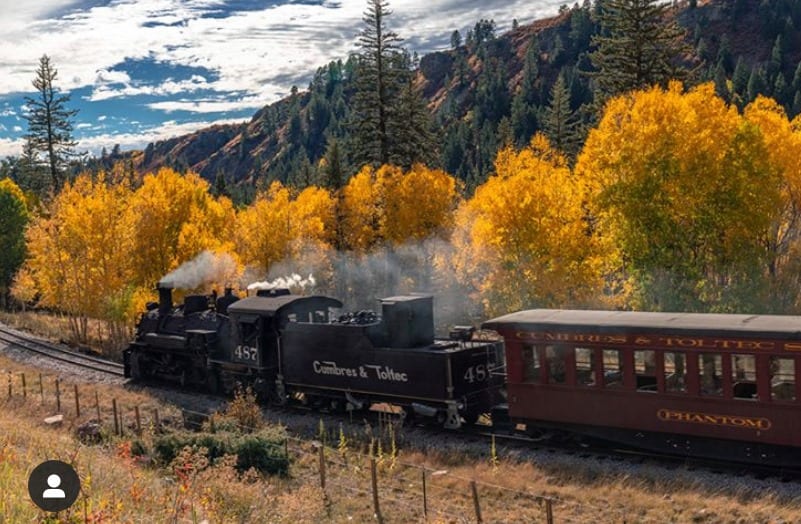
left=0, top=326, right=126, bottom=377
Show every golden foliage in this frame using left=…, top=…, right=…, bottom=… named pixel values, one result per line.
left=341, top=164, right=458, bottom=252
left=577, top=82, right=781, bottom=311
left=128, top=168, right=235, bottom=287
left=455, top=134, right=604, bottom=316
left=19, top=173, right=135, bottom=339
left=743, top=96, right=801, bottom=311
left=234, top=181, right=335, bottom=274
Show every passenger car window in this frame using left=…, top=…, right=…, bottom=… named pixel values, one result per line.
left=699, top=353, right=722, bottom=396
left=664, top=351, right=686, bottom=393
left=770, top=356, right=796, bottom=401
left=575, top=347, right=595, bottom=386
left=634, top=350, right=657, bottom=392
left=545, top=345, right=568, bottom=385
left=521, top=345, right=541, bottom=383
left=732, top=354, right=757, bottom=400
left=602, top=349, right=623, bottom=388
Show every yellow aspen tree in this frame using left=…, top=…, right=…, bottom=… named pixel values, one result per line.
left=234, top=182, right=295, bottom=273
left=21, top=173, right=135, bottom=342
left=383, top=164, right=458, bottom=243
left=744, top=96, right=801, bottom=311
left=455, top=134, right=604, bottom=316
left=128, top=168, right=232, bottom=287
left=340, top=165, right=386, bottom=252
left=578, top=82, right=780, bottom=311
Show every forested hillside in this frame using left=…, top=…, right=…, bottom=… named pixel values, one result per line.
left=66, top=0, right=801, bottom=199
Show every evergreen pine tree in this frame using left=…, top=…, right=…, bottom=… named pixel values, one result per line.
left=713, top=60, right=730, bottom=102
left=450, top=30, right=462, bottom=49
left=322, top=137, right=345, bottom=190
left=17, top=137, right=48, bottom=195
left=543, top=72, right=579, bottom=158
left=23, top=54, right=78, bottom=192
left=589, top=0, right=689, bottom=103
left=768, top=34, right=784, bottom=83
left=792, top=60, right=801, bottom=93
left=792, top=90, right=801, bottom=118
left=747, top=66, right=767, bottom=103
left=350, top=0, right=404, bottom=169
left=731, top=58, right=750, bottom=99
left=390, top=53, right=438, bottom=169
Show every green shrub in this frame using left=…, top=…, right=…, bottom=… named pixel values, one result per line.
left=153, top=431, right=289, bottom=476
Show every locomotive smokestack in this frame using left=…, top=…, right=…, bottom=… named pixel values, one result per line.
left=157, top=282, right=173, bottom=316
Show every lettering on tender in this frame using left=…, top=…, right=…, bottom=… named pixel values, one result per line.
left=312, top=361, right=409, bottom=382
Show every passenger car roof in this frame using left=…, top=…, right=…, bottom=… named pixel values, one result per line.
left=483, top=309, right=801, bottom=339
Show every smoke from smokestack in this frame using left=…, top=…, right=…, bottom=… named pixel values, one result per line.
left=248, top=273, right=316, bottom=292
left=159, top=251, right=238, bottom=290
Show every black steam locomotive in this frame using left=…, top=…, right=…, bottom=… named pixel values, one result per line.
left=123, top=285, right=505, bottom=428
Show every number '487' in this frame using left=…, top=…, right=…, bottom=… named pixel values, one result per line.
left=463, top=364, right=488, bottom=383
left=234, top=345, right=258, bottom=361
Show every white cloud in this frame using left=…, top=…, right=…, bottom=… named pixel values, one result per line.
left=0, top=0, right=566, bottom=107
left=0, top=137, right=24, bottom=158
left=87, top=75, right=213, bottom=101
left=94, top=68, right=132, bottom=85
left=147, top=88, right=281, bottom=113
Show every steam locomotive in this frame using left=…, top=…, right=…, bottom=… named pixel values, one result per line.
left=123, top=284, right=505, bottom=428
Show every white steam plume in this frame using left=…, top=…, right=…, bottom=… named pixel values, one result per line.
left=160, top=251, right=238, bottom=290
left=248, top=273, right=316, bottom=292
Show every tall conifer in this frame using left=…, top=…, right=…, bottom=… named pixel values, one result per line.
left=589, top=0, right=689, bottom=103
left=350, top=0, right=404, bottom=169
left=23, top=55, right=78, bottom=192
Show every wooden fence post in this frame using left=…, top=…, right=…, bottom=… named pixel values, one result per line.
left=470, top=481, right=482, bottom=524
left=371, top=456, right=382, bottom=523
left=55, top=378, right=61, bottom=412
left=39, top=373, right=43, bottom=404
left=318, top=445, right=326, bottom=490
left=545, top=498, right=554, bottom=524
left=74, top=384, right=80, bottom=417
left=95, top=390, right=101, bottom=422
left=21, top=373, right=26, bottom=399
left=154, top=408, right=160, bottom=430
left=7, top=372, right=11, bottom=398
left=422, top=468, right=428, bottom=519
left=112, top=399, right=119, bottom=435
left=135, top=405, right=141, bottom=434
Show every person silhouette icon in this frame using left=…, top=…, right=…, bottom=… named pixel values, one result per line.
left=42, top=474, right=66, bottom=499
left=28, top=460, right=80, bottom=512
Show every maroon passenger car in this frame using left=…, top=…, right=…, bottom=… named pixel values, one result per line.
left=483, top=309, right=801, bottom=466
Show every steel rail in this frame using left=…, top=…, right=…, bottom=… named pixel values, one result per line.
left=0, top=326, right=125, bottom=377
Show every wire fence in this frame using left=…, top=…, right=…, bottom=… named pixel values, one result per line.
left=1, top=368, right=589, bottom=522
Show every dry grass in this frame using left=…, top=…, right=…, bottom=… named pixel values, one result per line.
left=2, top=350, right=801, bottom=522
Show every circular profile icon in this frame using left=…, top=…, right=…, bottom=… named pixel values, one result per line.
left=28, top=460, right=80, bottom=512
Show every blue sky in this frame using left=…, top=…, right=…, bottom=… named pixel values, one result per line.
left=0, top=0, right=566, bottom=158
